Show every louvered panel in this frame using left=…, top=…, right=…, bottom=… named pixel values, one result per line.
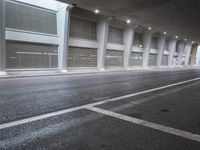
left=108, top=26, right=123, bottom=44
left=68, top=47, right=97, bottom=67
left=148, top=54, right=158, bottom=66
left=150, top=37, right=158, bottom=49
left=70, top=17, right=97, bottom=41
left=6, top=41, right=58, bottom=69
left=164, top=39, right=169, bottom=50
left=133, top=32, right=143, bottom=48
left=105, top=50, right=124, bottom=67
left=130, top=52, right=143, bottom=66
left=162, top=55, right=169, bottom=66
left=6, top=1, right=57, bottom=34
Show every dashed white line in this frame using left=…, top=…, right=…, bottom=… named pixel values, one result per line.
left=0, top=78, right=199, bottom=131
left=87, top=106, right=200, bottom=143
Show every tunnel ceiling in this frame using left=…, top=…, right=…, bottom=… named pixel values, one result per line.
left=58, top=0, right=200, bottom=43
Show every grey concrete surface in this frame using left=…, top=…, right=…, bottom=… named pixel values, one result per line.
left=0, top=68, right=200, bottom=149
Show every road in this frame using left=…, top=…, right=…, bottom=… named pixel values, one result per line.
left=0, top=68, right=200, bottom=150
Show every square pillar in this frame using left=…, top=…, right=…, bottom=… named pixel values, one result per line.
left=0, top=0, right=6, bottom=75
left=97, top=16, right=109, bottom=70
left=143, top=30, right=152, bottom=68
left=123, top=24, right=134, bottom=69
left=168, top=37, right=177, bottom=67
left=58, top=4, right=73, bottom=72
left=177, top=40, right=185, bottom=66
left=184, top=42, right=192, bottom=66
left=157, top=33, right=165, bottom=67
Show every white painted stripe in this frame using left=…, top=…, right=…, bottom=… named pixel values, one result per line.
left=0, top=77, right=199, bottom=130
left=87, top=106, right=200, bottom=143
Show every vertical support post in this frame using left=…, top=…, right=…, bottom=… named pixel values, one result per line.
left=190, top=44, right=198, bottom=66
left=184, top=42, right=192, bottom=66
left=97, top=16, right=109, bottom=70
left=123, top=24, right=134, bottom=69
left=168, top=37, right=177, bottom=67
left=0, top=0, right=6, bottom=75
left=143, top=29, right=152, bottom=68
left=157, top=33, right=165, bottom=67
left=58, top=4, right=73, bottom=72
left=177, top=40, right=185, bottom=66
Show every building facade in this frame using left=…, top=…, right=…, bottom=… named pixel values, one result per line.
left=0, top=0, right=198, bottom=75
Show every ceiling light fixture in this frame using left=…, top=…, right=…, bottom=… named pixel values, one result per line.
left=164, top=32, right=167, bottom=35
left=175, top=35, right=178, bottom=39
left=126, top=19, right=131, bottom=24
left=148, top=27, right=152, bottom=30
left=184, top=38, right=187, bottom=41
left=94, top=9, right=100, bottom=14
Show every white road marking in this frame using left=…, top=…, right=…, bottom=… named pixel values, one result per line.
left=87, top=106, right=200, bottom=143
left=0, top=78, right=199, bottom=130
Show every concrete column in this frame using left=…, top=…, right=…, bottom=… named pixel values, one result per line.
left=184, top=42, right=192, bottom=66
left=177, top=40, right=185, bottom=66
left=168, top=37, right=177, bottom=67
left=97, top=16, right=109, bottom=70
left=143, top=29, right=152, bottom=68
left=58, top=4, right=73, bottom=72
left=190, top=44, right=198, bottom=66
left=157, top=33, right=165, bottom=67
left=0, top=0, right=6, bottom=75
left=123, top=24, right=134, bottom=69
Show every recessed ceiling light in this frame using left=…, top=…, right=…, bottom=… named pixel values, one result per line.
left=148, top=27, right=152, bottom=30
left=126, top=19, right=131, bottom=24
left=164, top=32, right=167, bottom=35
left=94, top=9, right=100, bottom=14
left=184, top=38, right=187, bottom=41
left=192, top=41, right=194, bottom=44
left=175, top=35, right=178, bottom=39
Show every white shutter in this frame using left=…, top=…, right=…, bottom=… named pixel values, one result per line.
left=108, top=26, right=123, bottom=44
left=70, top=17, right=97, bottom=41
left=6, top=41, right=58, bottom=69
left=68, top=47, right=97, bottom=68
left=105, top=50, right=124, bottom=67
left=162, top=55, right=169, bottom=66
left=6, top=1, right=57, bottom=34
left=148, top=54, right=158, bottom=66
left=130, top=52, right=143, bottom=66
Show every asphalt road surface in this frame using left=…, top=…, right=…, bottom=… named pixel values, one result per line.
left=0, top=68, right=200, bottom=150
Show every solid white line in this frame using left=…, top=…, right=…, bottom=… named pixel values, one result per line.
left=87, top=106, right=200, bottom=143
left=0, top=77, right=199, bottom=130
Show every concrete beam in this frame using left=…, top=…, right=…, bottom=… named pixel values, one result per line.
left=143, top=30, right=152, bottom=68
left=97, top=16, right=109, bottom=70
left=123, top=24, right=134, bottom=69
left=157, top=33, right=165, bottom=67
left=0, top=0, right=6, bottom=75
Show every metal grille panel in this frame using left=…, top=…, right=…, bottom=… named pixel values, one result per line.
left=108, top=26, right=123, bottom=44
left=148, top=54, right=158, bottom=66
left=6, top=41, right=58, bottom=69
left=133, top=32, right=143, bottom=48
left=105, top=50, right=124, bottom=67
left=70, top=17, right=97, bottom=40
left=164, top=39, right=169, bottom=50
left=150, top=37, right=158, bottom=49
left=130, top=52, right=143, bottom=66
left=6, top=1, right=57, bottom=34
left=162, top=55, right=169, bottom=66
left=68, top=47, right=97, bottom=67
